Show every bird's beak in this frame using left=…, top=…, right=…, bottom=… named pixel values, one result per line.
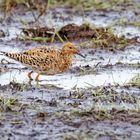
left=76, top=50, right=86, bottom=58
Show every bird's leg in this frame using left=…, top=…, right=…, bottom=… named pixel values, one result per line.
left=28, top=71, right=33, bottom=81
left=35, top=73, right=40, bottom=81
left=28, top=79, right=32, bottom=85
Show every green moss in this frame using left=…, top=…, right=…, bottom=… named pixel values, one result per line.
left=115, top=18, right=140, bottom=28
left=129, top=22, right=140, bottom=27
left=0, top=96, right=20, bottom=112
left=1, top=0, right=137, bottom=12
left=49, top=0, right=131, bottom=11
left=18, top=36, right=51, bottom=42
left=129, top=74, right=140, bottom=87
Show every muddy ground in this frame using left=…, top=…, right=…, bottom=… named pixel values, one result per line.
left=0, top=1, right=140, bottom=140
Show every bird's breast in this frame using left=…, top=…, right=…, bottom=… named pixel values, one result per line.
left=58, top=56, right=72, bottom=72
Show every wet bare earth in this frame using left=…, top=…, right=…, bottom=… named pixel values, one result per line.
left=0, top=1, right=140, bottom=140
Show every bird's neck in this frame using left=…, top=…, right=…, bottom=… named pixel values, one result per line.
left=58, top=52, right=73, bottom=72
left=60, top=51, right=73, bottom=61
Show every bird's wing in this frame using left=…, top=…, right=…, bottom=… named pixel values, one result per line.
left=24, top=54, right=60, bottom=74
left=21, top=47, right=57, bottom=57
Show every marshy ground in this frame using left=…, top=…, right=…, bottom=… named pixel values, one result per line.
left=0, top=0, right=140, bottom=139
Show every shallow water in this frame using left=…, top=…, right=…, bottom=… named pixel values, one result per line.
left=0, top=60, right=139, bottom=89
left=0, top=44, right=139, bottom=89
left=1, top=35, right=140, bottom=88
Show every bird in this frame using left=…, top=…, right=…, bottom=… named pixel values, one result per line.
left=0, top=42, right=85, bottom=81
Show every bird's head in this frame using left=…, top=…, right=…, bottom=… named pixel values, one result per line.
left=61, top=42, right=85, bottom=58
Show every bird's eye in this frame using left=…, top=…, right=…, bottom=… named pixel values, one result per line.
left=69, top=47, right=72, bottom=49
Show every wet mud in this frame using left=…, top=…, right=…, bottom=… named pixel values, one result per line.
left=0, top=1, right=140, bottom=140
left=21, top=24, right=139, bottom=51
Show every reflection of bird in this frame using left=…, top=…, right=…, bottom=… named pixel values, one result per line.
left=0, top=42, right=84, bottom=81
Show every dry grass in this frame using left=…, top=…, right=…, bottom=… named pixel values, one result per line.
left=0, top=0, right=49, bottom=21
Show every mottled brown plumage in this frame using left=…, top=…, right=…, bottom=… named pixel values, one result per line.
left=0, top=42, right=84, bottom=81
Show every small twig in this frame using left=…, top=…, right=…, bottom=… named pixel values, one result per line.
left=94, top=62, right=101, bottom=68
left=36, top=0, right=49, bottom=21
left=50, top=28, right=56, bottom=43
left=1, top=58, right=15, bottom=65
left=26, top=1, right=38, bottom=23
left=55, top=31, right=64, bottom=43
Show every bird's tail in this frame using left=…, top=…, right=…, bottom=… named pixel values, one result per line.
left=0, top=51, right=13, bottom=58
left=0, top=51, right=27, bottom=64
left=0, top=51, right=6, bottom=55
left=0, top=51, right=19, bottom=61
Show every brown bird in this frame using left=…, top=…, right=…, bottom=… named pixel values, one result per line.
left=0, top=42, right=84, bottom=81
